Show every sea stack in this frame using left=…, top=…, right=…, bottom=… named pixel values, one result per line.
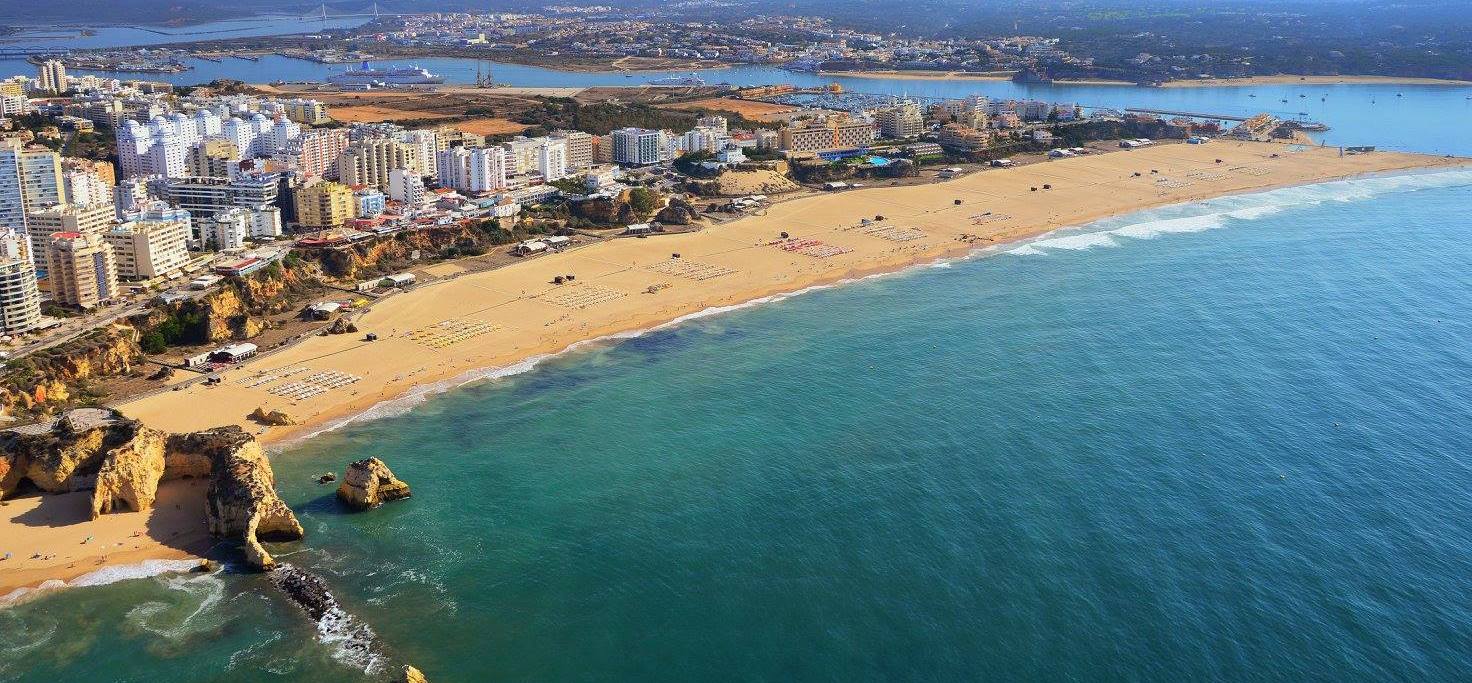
left=336, top=458, right=411, bottom=510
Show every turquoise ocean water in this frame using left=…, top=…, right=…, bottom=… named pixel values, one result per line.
left=4, top=166, right=1472, bottom=680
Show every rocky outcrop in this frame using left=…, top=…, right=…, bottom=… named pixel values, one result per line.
left=0, top=409, right=134, bottom=498
left=91, top=424, right=168, bottom=518
left=570, top=192, right=639, bottom=225
left=3, top=413, right=305, bottom=570
left=398, top=666, right=429, bottom=683
left=655, top=197, right=698, bottom=225
left=173, top=427, right=304, bottom=569
left=269, top=563, right=384, bottom=674
left=249, top=407, right=298, bottom=426
left=336, top=458, right=411, bottom=510
left=326, top=317, right=358, bottom=335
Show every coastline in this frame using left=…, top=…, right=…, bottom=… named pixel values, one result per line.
left=121, top=142, right=1465, bottom=450
left=817, top=70, right=1472, bottom=88
left=1160, top=75, right=1472, bottom=88
left=4, top=141, right=1464, bottom=598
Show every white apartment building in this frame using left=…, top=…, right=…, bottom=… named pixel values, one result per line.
left=388, top=169, right=426, bottom=205
left=117, top=111, right=300, bottom=179
left=206, top=207, right=251, bottom=251
left=437, top=146, right=508, bottom=194
left=62, top=169, right=111, bottom=207
left=402, top=129, right=440, bottom=181
left=0, top=228, right=41, bottom=334
left=611, top=128, right=669, bottom=166
left=104, top=212, right=190, bottom=280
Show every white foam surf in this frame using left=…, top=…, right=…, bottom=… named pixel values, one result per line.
left=1005, top=166, right=1472, bottom=256
left=0, top=558, right=206, bottom=608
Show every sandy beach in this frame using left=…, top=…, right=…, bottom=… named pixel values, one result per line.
left=2, top=140, right=1463, bottom=595
left=0, top=480, right=211, bottom=597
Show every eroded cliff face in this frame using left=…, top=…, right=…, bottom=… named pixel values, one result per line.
left=91, top=424, right=168, bottom=517
left=0, top=325, right=143, bottom=418
left=2, top=412, right=304, bottom=570
left=0, top=411, right=134, bottom=497
left=312, top=225, right=482, bottom=280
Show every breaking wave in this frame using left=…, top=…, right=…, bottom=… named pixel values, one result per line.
left=1008, top=167, right=1472, bottom=256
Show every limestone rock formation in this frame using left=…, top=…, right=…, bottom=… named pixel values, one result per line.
left=0, top=409, right=134, bottom=498
left=326, top=317, right=358, bottom=335
left=398, top=666, right=429, bottom=683
left=655, top=197, right=698, bottom=225
left=336, top=458, right=411, bottom=510
left=249, top=407, right=298, bottom=426
left=91, top=424, right=168, bottom=518
left=2, top=410, right=304, bottom=571
left=172, top=427, right=305, bottom=569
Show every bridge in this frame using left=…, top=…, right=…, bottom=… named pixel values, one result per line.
left=299, top=2, right=411, bottom=19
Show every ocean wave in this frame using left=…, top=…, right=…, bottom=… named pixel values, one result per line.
left=1006, top=166, right=1472, bottom=256
left=0, top=558, right=205, bottom=608
left=125, top=571, right=227, bottom=641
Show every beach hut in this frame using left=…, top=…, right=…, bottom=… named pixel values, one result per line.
left=513, top=241, right=548, bottom=256
left=381, top=273, right=417, bottom=288
left=209, top=343, right=258, bottom=364
left=623, top=223, right=655, bottom=236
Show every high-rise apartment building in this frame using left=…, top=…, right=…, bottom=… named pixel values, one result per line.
left=293, top=182, right=357, bottom=232
left=610, top=128, right=668, bottom=166
left=876, top=101, right=924, bottom=139
left=27, top=202, right=114, bottom=238
left=186, top=139, right=242, bottom=178
left=337, top=138, right=419, bottom=190
left=45, top=231, right=117, bottom=309
left=551, top=130, right=594, bottom=171
left=36, top=59, right=68, bottom=95
left=437, top=146, right=508, bottom=194
left=104, top=211, right=190, bottom=280
left=0, top=228, right=41, bottom=334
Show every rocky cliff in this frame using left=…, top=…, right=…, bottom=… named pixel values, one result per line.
left=309, top=224, right=484, bottom=280
left=0, top=324, right=143, bottom=418
left=1, top=411, right=303, bottom=570
left=172, top=427, right=305, bottom=569
left=336, top=457, right=411, bottom=510
left=134, top=259, right=326, bottom=345
left=91, top=423, right=168, bottom=517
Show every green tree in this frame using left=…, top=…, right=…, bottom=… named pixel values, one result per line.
left=627, top=187, right=661, bottom=217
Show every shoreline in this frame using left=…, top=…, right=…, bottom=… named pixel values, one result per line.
left=818, top=70, right=1472, bottom=88
left=131, top=143, right=1466, bottom=452
left=5, top=141, right=1465, bottom=598
left=1159, top=75, right=1472, bottom=88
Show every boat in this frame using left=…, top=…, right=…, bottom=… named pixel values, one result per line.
left=328, top=61, right=444, bottom=86
left=648, top=73, right=706, bottom=87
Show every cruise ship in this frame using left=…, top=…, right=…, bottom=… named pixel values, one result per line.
left=328, top=62, right=445, bottom=86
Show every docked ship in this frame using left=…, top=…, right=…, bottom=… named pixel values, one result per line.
left=328, top=62, right=445, bottom=86
left=648, top=73, right=707, bottom=86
